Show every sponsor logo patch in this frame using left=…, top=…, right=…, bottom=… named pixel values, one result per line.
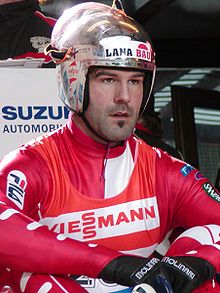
left=195, top=171, right=205, bottom=180
left=131, top=257, right=160, bottom=283
left=40, top=197, right=160, bottom=241
left=203, top=182, right=220, bottom=203
left=162, top=257, right=196, bottom=280
left=6, top=170, right=27, bottom=209
left=180, top=164, right=194, bottom=177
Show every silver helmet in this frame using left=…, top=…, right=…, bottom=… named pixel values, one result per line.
left=46, top=2, right=156, bottom=114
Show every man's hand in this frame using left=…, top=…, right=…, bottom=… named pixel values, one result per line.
left=131, top=255, right=215, bottom=293
left=98, top=255, right=215, bottom=293
left=98, top=255, right=157, bottom=287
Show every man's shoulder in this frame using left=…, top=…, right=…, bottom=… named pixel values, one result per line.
left=19, top=123, right=68, bottom=152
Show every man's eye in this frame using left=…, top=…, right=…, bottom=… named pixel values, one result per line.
left=104, top=78, right=114, bottom=83
left=130, top=79, right=140, bottom=85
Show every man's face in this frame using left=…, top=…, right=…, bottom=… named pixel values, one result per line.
left=85, top=67, right=144, bottom=142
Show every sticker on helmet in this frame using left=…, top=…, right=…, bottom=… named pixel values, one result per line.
left=100, top=37, right=153, bottom=62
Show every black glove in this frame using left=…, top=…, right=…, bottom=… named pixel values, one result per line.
left=131, top=255, right=216, bottom=293
left=99, top=255, right=215, bottom=292
left=98, top=255, right=160, bottom=287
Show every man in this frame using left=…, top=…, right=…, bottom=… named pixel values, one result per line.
left=0, top=2, right=220, bottom=292
left=0, top=0, right=56, bottom=67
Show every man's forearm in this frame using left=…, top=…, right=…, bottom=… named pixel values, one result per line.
left=0, top=202, right=122, bottom=278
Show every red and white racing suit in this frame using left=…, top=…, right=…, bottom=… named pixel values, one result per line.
left=0, top=118, right=220, bottom=292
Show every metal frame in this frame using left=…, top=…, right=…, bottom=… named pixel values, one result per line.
left=171, top=85, right=220, bottom=169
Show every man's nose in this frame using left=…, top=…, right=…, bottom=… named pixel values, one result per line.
left=114, top=82, right=131, bottom=104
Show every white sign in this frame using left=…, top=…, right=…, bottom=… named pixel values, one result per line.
left=0, top=67, right=69, bottom=159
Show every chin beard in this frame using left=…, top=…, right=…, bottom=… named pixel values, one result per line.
left=117, top=120, right=125, bottom=128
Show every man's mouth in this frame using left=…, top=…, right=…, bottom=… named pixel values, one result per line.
left=110, top=112, right=129, bottom=117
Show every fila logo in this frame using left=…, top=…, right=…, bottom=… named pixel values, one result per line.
left=6, top=170, right=27, bottom=209
left=40, top=197, right=160, bottom=241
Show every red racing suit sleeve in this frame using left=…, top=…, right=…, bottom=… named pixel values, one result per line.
left=0, top=148, right=122, bottom=278
left=0, top=200, right=122, bottom=277
left=155, top=149, right=220, bottom=272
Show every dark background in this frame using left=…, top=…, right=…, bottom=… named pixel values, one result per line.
left=41, top=0, right=220, bottom=68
